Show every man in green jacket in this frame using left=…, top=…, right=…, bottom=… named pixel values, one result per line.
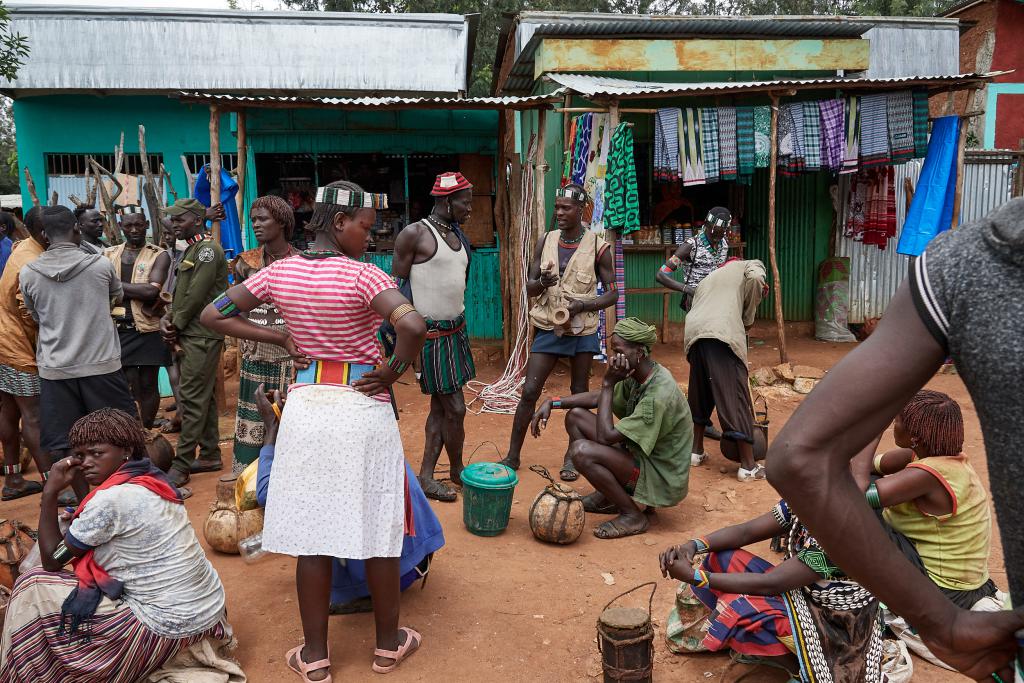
left=160, top=199, right=228, bottom=487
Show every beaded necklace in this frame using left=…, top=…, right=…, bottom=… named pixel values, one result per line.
left=559, top=228, right=585, bottom=246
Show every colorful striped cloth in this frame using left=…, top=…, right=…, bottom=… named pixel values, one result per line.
left=419, top=315, right=476, bottom=395
left=753, top=106, right=771, bottom=169
left=718, top=107, right=738, bottom=180
left=571, top=113, right=593, bottom=186
left=681, top=108, right=705, bottom=186
left=802, top=101, right=821, bottom=172
left=603, top=122, right=640, bottom=234
left=843, top=96, right=861, bottom=174
left=912, top=90, right=930, bottom=158
left=790, top=103, right=807, bottom=175
left=0, top=569, right=224, bottom=683
left=615, top=238, right=626, bottom=321
left=562, top=117, right=577, bottom=185
left=859, top=94, right=891, bottom=168
left=888, top=91, right=915, bottom=163
left=819, top=99, right=846, bottom=172
left=700, top=108, right=720, bottom=183
left=736, top=106, right=755, bottom=181
left=654, top=108, right=682, bottom=182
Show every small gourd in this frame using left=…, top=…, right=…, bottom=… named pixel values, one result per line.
left=203, top=474, right=264, bottom=554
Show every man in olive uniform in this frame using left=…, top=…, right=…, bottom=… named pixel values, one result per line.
left=160, top=198, right=228, bottom=487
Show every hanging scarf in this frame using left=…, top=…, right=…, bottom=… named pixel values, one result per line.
left=654, top=108, right=682, bottom=182
left=681, top=108, right=705, bottom=186
left=603, top=122, right=640, bottom=235
left=61, top=459, right=183, bottom=639
left=752, top=106, right=771, bottom=170
left=571, top=113, right=593, bottom=186
left=802, top=101, right=822, bottom=172
left=912, top=90, right=930, bottom=159
left=818, top=99, right=846, bottom=172
left=718, top=107, right=738, bottom=180
left=842, top=96, right=861, bottom=174
left=888, top=90, right=915, bottom=163
left=736, top=107, right=756, bottom=182
left=562, top=117, right=578, bottom=185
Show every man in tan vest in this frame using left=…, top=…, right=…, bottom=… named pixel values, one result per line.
left=104, top=207, right=172, bottom=428
left=392, top=171, right=476, bottom=502
left=501, top=183, right=617, bottom=481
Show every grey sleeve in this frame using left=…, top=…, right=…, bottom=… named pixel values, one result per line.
left=908, top=247, right=950, bottom=352
left=107, top=261, right=124, bottom=303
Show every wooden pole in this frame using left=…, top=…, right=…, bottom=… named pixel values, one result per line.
left=209, top=106, right=222, bottom=244
left=160, top=163, right=178, bottom=202
left=604, top=100, right=621, bottom=342
left=23, top=167, right=40, bottom=207
left=534, top=107, right=548, bottom=241
left=138, top=125, right=164, bottom=246
left=949, top=114, right=969, bottom=230
left=180, top=155, right=195, bottom=196
left=235, top=110, right=247, bottom=222
left=767, top=94, right=788, bottom=365
left=88, top=158, right=123, bottom=246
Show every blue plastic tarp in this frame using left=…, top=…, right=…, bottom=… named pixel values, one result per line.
left=193, top=166, right=242, bottom=260
left=897, top=116, right=960, bottom=257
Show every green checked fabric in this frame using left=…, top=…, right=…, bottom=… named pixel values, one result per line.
left=700, top=108, right=720, bottom=184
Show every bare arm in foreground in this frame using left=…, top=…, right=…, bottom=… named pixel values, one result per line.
left=767, top=281, right=1023, bottom=681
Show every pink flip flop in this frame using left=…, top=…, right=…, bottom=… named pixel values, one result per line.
left=371, top=627, right=422, bottom=674
left=285, top=643, right=332, bottom=683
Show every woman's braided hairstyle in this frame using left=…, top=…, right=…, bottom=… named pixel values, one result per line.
left=69, top=408, right=148, bottom=460
left=899, top=389, right=964, bottom=457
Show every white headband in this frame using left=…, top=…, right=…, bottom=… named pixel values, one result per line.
left=556, top=187, right=587, bottom=202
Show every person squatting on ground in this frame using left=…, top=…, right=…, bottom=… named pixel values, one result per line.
left=229, top=195, right=300, bottom=474
left=251, top=385, right=445, bottom=615
left=767, top=198, right=1024, bottom=681
left=160, top=198, right=229, bottom=487
left=74, top=204, right=107, bottom=256
left=685, top=259, right=768, bottom=482
left=531, top=318, right=693, bottom=540
left=0, top=408, right=228, bottom=683
left=503, top=183, right=618, bottom=481
left=199, top=179, right=427, bottom=681
left=0, top=207, right=50, bottom=501
left=104, top=207, right=173, bottom=429
left=391, top=171, right=476, bottom=502
left=19, top=205, right=138, bottom=503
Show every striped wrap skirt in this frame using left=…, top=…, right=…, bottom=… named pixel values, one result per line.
left=418, top=315, right=476, bottom=396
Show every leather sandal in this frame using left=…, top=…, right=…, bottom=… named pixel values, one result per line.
left=285, top=643, right=331, bottom=683
left=372, top=627, right=421, bottom=674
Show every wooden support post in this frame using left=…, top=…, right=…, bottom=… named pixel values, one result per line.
left=950, top=115, right=969, bottom=230
left=534, top=107, right=548, bottom=240
left=138, top=125, right=164, bottom=246
left=23, top=167, right=40, bottom=207
left=181, top=155, right=195, bottom=196
left=235, top=110, right=247, bottom=222
left=160, top=163, right=177, bottom=202
left=209, top=106, right=222, bottom=244
left=767, top=94, right=788, bottom=365
left=604, top=100, right=622, bottom=342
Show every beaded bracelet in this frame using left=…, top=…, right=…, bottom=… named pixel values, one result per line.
left=550, top=396, right=563, bottom=409
left=386, top=354, right=411, bottom=376
left=212, top=291, right=241, bottom=318
left=692, top=536, right=711, bottom=553
left=1, top=463, right=20, bottom=475
left=41, top=470, right=49, bottom=481
left=693, top=567, right=710, bottom=588
left=866, top=482, right=882, bottom=509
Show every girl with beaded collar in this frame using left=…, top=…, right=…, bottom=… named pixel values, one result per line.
left=200, top=180, right=427, bottom=681
left=502, top=183, right=618, bottom=482
left=656, top=206, right=731, bottom=311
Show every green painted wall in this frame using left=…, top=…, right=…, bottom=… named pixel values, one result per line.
left=12, top=95, right=236, bottom=211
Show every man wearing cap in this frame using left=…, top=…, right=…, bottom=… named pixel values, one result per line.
left=529, top=317, right=693, bottom=539
left=160, top=198, right=228, bottom=487
left=502, top=182, right=618, bottom=481
left=391, top=171, right=476, bottom=501
left=105, top=206, right=172, bottom=429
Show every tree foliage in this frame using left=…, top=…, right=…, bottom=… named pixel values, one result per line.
left=0, top=98, right=18, bottom=194
left=0, top=1, right=28, bottom=83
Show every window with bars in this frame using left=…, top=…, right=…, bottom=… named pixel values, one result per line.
left=184, top=153, right=239, bottom=176
left=45, top=153, right=163, bottom=176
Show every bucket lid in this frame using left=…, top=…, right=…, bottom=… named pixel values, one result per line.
left=461, top=462, right=519, bottom=490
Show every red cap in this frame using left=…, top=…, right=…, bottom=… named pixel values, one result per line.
left=431, top=172, right=473, bottom=197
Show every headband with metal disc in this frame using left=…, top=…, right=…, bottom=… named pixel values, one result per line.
left=315, top=187, right=389, bottom=210
left=704, top=211, right=730, bottom=229
left=556, top=187, right=587, bottom=202
left=118, top=205, right=145, bottom=215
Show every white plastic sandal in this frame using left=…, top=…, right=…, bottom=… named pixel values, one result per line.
left=737, top=464, right=767, bottom=482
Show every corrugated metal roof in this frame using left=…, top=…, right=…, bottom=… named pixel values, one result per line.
left=5, top=4, right=471, bottom=96
left=861, top=24, right=960, bottom=78
left=545, top=72, right=1002, bottom=99
left=175, top=92, right=561, bottom=110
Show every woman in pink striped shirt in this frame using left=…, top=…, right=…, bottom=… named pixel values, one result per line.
left=201, top=180, right=426, bottom=681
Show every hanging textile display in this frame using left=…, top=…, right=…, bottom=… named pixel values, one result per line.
left=562, top=117, right=577, bottom=185
left=842, top=96, right=861, bottom=174
left=912, top=90, right=930, bottom=159
left=844, top=167, right=896, bottom=249
left=681, top=108, right=705, bottom=186
left=736, top=107, right=755, bottom=181
left=753, top=106, right=771, bottom=169
left=654, top=108, right=682, bottom=182
left=859, top=94, right=891, bottom=168
left=779, top=103, right=805, bottom=176
left=887, top=91, right=915, bottom=163
left=700, top=108, right=720, bottom=184
left=571, top=113, right=593, bottom=186
left=718, top=107, right=738, bottom=180
left=802, top=101, right=822, bottom=172
left=603, top=122, right=640, bottom=235
left=898, top=115, right=960, bottom=256
left=819, top=99, right=846, bottom=172
left=615, top=238, right=626, bottom=321
left=586, top=114, right=610, bottom=231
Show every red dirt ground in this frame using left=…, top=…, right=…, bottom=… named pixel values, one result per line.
left=1, top=322, right=1003, bottom=682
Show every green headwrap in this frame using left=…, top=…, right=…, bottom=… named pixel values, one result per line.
left=613, top=317, right=658, bottom=352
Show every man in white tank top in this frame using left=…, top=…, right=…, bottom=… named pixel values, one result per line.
left=392, top=172, right=476, bottom=502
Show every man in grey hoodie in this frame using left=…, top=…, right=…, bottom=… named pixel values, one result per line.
left=19, top=206, right=137, bottom=468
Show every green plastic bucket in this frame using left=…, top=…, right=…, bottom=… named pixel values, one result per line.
left=461, top=462, right=519, bottom=537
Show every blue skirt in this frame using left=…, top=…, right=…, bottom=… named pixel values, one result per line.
left=531, top=328, right=601, bottom=357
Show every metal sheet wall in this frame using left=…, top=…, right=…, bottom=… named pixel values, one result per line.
left=624, top=250, right=685, bottom=324
left=46, top=174, right=165, bottom=228
left=362, top=249, right=503, bottom=341
left=837, top=155, right=1014, bottom=322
